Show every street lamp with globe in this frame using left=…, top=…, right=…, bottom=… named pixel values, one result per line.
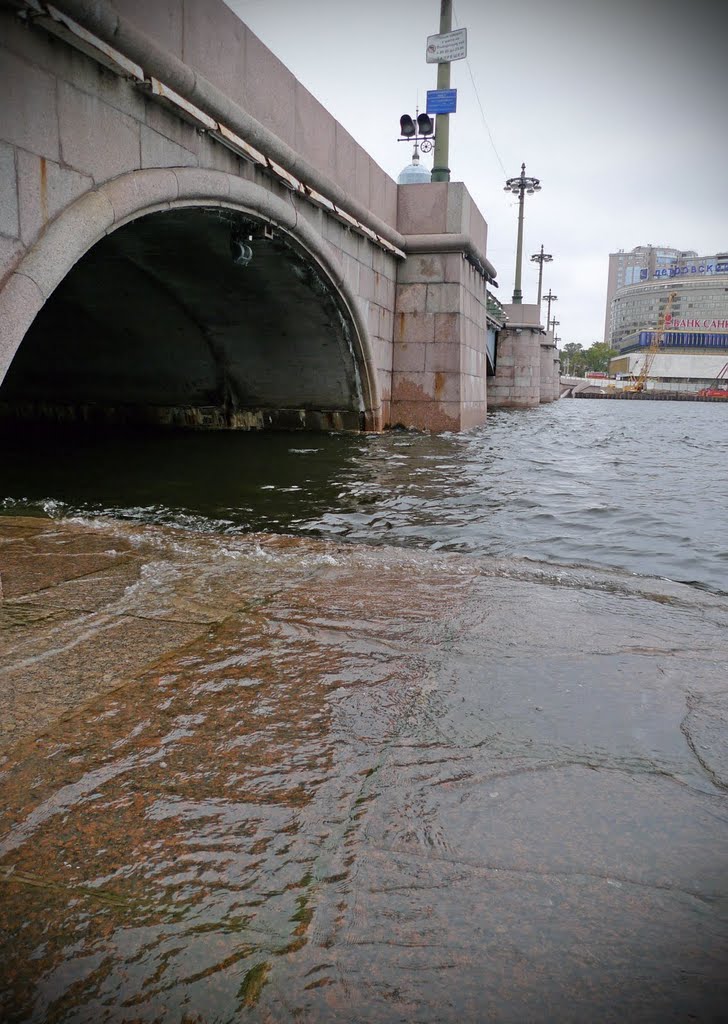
left=504, top=163, right=542, bottom=304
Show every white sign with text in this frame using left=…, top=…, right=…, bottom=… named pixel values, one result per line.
left=426, top=28, right=467, bottom=63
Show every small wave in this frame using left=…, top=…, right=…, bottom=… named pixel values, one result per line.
left=1, top=403, right=726, bottom=592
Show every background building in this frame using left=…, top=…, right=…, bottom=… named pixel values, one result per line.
left=605, top=247, right=728, bottom=387
left=603, top=245, right=695, bottom=343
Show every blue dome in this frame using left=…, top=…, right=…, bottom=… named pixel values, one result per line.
left=397, top=152, right=431, bottom=184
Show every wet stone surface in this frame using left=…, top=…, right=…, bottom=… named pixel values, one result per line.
left=0, top=516, right=727, bottom=1022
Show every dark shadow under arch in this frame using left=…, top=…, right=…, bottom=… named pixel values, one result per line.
left=1, top=206, right=369, bottom=431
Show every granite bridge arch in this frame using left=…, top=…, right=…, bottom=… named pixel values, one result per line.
left=0, top=0, right=556, bottom=431
left=1, top=168, right=381, bottom=430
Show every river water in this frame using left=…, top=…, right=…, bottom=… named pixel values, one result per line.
left=1, top=400, right=728, bottom=1023
left=2, top=400, right=727, bottom=593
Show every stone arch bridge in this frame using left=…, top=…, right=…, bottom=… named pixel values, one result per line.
left=0, top=0, right=557, bottom=432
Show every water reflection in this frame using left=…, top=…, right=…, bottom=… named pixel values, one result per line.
left=0, top=425, right=363, bottom=535
left=2, top=401, right=727, bottom=592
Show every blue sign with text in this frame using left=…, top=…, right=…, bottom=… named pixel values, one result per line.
left=654, top=262, right=728, bottom=278
left=426, top=89, right=457, bottom=114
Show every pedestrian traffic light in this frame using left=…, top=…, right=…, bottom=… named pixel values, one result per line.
left=417, top=113, right=434, bottom=136
left=398, top=112, right=436, bottom=149
left=400, top=114, right=416, bottom=138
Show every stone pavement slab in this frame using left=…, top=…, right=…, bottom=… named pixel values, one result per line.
left=0, top=515, right=726, bottom=1023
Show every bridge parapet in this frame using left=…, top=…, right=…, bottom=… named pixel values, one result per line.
left=110, top=0, right=399, bottom=232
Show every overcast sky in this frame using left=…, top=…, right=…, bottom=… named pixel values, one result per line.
left=226, top=0, right=728, bottom=344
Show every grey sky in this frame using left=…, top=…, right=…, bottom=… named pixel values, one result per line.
left=226, top=0, right=728, bottom=343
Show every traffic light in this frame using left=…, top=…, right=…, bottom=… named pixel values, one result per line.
left=417, top=113, right=434, bottom=136
left=400, top=114, right=416, bottom=138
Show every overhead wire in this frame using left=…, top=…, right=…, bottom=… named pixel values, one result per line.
left=452, top=3, right=507, bottom=178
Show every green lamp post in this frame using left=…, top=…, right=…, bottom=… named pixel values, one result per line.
left=504, top=163, right=542, bottom=304
left=544, top=288, right=558, bottom=331
left=530, top=244, right=553, bottom=307
left=431, top=0, right=453, bottom=182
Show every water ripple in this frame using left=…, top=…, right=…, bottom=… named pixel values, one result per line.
left=1, top=401, right=727, bottom=592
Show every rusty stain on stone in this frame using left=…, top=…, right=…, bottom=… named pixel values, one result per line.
left=39, top=156, right=48, bottom=224
left=396, top=311, right=405, bottom=342
left=389, top=377, right=459, bottom=431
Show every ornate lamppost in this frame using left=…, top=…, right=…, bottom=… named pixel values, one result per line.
left=530, top=244, right=553, bottom=307
left=543, top=288, right=558, bottom=332
left=504, top=163, right=542, bottom=304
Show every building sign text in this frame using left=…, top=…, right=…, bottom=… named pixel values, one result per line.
left=665, top=316, right=728, bottom=330
left=647, top=261, right=728, bottom=279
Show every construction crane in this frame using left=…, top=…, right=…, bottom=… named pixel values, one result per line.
left=624, top=290, right=677, bottom=393
left=697, top=361, right=728, bottom=398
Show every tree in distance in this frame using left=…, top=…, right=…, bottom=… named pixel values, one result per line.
left=559, top=341, right=617, bottom=376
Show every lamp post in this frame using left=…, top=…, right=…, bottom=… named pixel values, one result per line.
left=530, top=244, right=553, bottom=307
left=549, top=317, right=560, bottom=341
left=504, top=163, right=542, bottom=304
left=544, top=288, right=558, bottom=332
left=431, top=0, right=452, bottom=182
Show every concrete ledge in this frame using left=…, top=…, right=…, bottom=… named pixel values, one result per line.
left=405, top=232, right=495, bottom=281
left=501, top=302, right=543, bottom=328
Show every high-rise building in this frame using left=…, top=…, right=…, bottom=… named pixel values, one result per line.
left=603, top=245, right=696, bottom=343
left=604, top=246, right=728, bottom=386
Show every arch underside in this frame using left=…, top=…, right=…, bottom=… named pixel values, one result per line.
left=1, top=206, right=368, bottom=431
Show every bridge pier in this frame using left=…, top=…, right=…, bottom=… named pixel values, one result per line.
left=390, top=183, right=492, bottom=431
left=488, top=306, right=560, bottom=408
left=488, top=304, right=544, bottom=408
left=540, top=335, right=560, bottom=403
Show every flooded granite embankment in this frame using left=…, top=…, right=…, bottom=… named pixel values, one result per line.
left=3, top=399, right=728, bottom=595
left=1, top=514, right=727, bottom=1022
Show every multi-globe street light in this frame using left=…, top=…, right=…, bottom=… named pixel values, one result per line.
left=530, top=244, right=553, bottom=307
left=543, top=288, right=558, bottom=332
left=549, top=317, right=560, bottom=340
left=504, top=163, right=542, bottom=304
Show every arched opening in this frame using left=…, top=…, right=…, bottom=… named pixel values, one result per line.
left=0, top=203, right=376, bottom=432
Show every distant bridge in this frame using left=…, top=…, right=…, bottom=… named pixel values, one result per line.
left=0, top=0, right=557, bottom=431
